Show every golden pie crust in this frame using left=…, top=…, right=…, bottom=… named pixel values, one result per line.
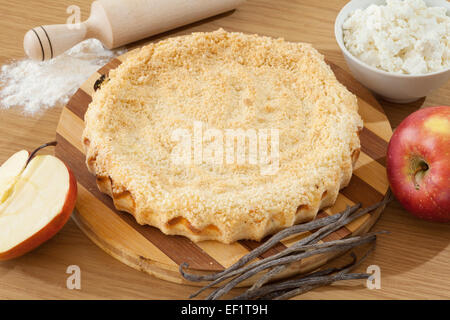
left=82, top=29, right=363, bottom=244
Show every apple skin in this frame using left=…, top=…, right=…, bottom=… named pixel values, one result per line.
left=387, top=106, right=450, bottom=222
left=0, top=163, right=77, bottom=261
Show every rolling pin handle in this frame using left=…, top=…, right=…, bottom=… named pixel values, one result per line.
left=24, top=23, right=88, bottom=61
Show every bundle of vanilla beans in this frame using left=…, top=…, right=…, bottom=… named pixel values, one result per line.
left=179, top=195, right=392, bottom=300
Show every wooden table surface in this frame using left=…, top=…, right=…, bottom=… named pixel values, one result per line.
left=0, top=0, right=449, bottom=300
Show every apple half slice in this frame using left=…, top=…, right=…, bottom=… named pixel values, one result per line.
left=0, top=151, right=77, bottom=260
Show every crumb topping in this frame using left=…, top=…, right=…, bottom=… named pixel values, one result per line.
left=83, top=29, right=362, bottom=243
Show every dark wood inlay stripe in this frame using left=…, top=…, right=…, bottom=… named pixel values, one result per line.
left=240, top=238, right=287, bottom=259
left=98, top=58, right=122, bottom=75
left=341, top=174, right=384, bottom=207
left=360, top=127, right=388, bottom=167
left=55, top=133, right=224, bottom=271
left=66, top=89, right=92, bottom=120
left=327, top=62, right=389, bottom=167
left=316, top=211, right=329, bottom=219
left=117, top=212, right=225, bottom=271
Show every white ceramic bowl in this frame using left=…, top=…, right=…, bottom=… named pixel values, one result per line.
left=335, top=0, right=450, bottom=103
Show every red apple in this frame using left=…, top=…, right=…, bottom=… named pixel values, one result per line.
left=387, top=106, right=450, bottom=222
left=0, top=145, right=77, bottom=260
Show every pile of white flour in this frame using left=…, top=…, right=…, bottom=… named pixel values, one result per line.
left=0, top=39, right=126, bottom=115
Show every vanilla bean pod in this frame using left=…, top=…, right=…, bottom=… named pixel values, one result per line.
left=189, top=206, right=386, bottom=299
left=242, top=273, right=370, bottom=301
left=269, top=243, right=376, bottom=300
left=241, top=244, right=375, bottom=300
left=182, top=198, right=391, bottom=300
left=180, top=203, right=360, bottom=283
left=206, top=235, right=377, bottom=300
left=339, top=195, right=393, bottom=227
left=247, top=230, right=388, bottom=293
left=253, top=204, right=365, bottom=263
left=206, top=245, right=353, bottom=300
left=256, top=270, right=346, bottom=300
left=264, top=253, right=359, bottom=299
left=244, top=252, right=358, bottom=299
left=274, top=273, right=371, bottom=299
left=248, top=265, right=286, bottom=293
left=187, top=200, right=387, bottom=299
left=246, top=231, right=374, bottom=294
left=187, top=204, right=363, bottom=299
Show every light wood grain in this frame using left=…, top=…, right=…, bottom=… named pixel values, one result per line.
left=0, top=0, right=449, bottom=300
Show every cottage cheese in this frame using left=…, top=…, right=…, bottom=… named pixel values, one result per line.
left=342, top=0, right=450, bottom=74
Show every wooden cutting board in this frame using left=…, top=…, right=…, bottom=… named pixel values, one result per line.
left=55, top=51, right=392, bottom=286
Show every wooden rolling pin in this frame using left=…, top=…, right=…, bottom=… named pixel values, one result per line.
left=24, top=0, right=245, bottom=61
